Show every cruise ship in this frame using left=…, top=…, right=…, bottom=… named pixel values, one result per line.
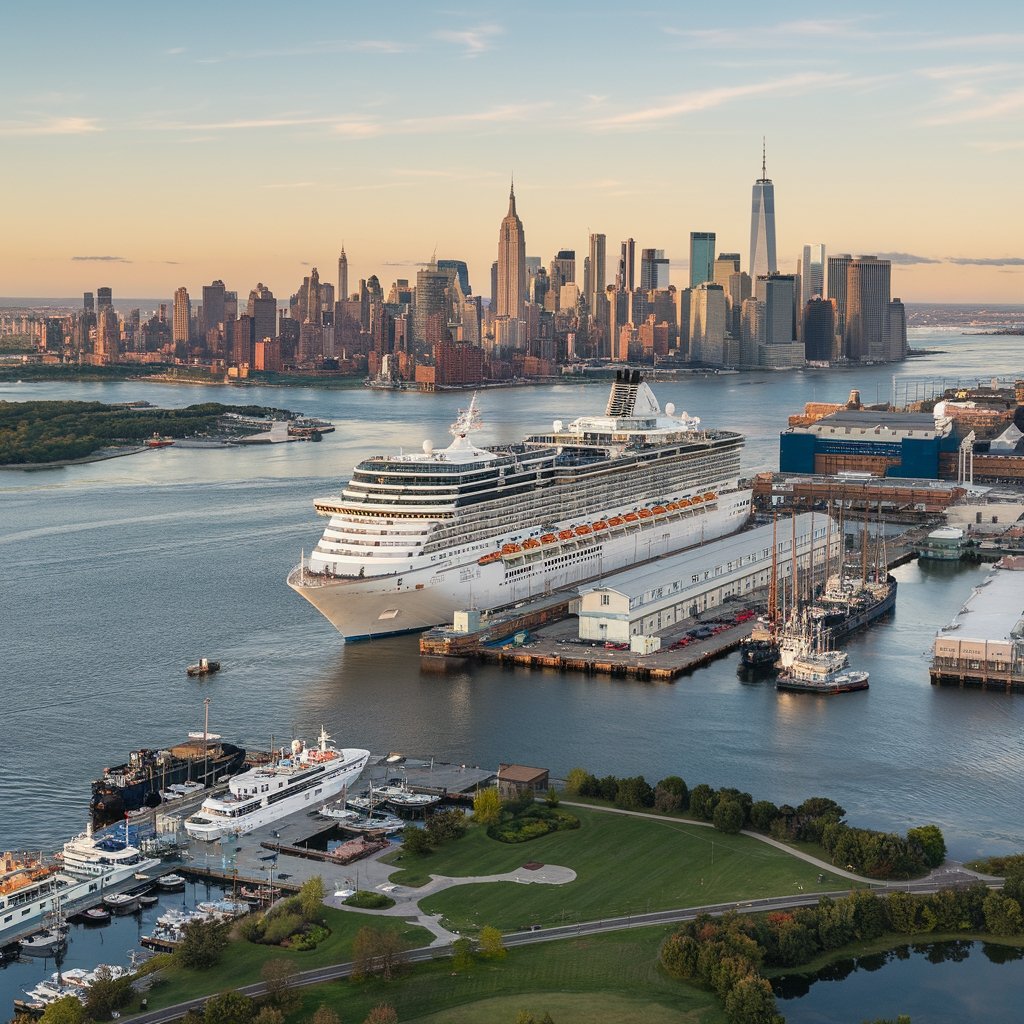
left=184, top=728, right=370, bottom=841
left=1, top=832, right=160, bottom=946
left=289, top=372, right=752, bottom=640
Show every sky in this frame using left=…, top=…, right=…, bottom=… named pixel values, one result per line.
left=3, top=1, right=1024, bottom=304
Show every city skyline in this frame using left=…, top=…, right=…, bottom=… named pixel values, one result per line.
left=3, top=2, right=1024, bottom=301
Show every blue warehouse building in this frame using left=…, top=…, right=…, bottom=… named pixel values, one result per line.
left=780, top=410, right=960, bottom=479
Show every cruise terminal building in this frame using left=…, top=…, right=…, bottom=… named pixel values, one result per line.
left=577, top=513, right=840, bottom=643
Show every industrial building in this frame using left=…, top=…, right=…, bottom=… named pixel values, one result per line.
left=577, top=513, right=840, bottom=643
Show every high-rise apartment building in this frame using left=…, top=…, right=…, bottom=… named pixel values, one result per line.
left=95, top=305, right=119, bottom=361
left=887, top=298, right=907, bottom=362
left=496, top=183, right=527, bottom=319
left=172, top=287, right=191, bottom=344
left=689, top=283, right=727, bottom=366
left=689, top=233, right=716, bottom=288
left=414, top=259, right=452, bottom=346
left=844, top=256, right=891, bottom=361
left=749, top=146, right=777, bottom=280
left=802, top=297, right=836, bottom=362
left=617, top=238, right=636, bottom=292
left=588, top=233, right=606, bottom=316
left=97, top=287, right=112, bottom=310
left=641, top=249, right=670, bottom=290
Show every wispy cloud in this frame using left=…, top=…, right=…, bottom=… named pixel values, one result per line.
left=947, top=256, right=1024, bottom=266
left=666, top=18, right=875, bottom=48
left=72, top=255, right=130, bottom=263
left=594, top=73, right=848, bottom=129
left=193, top=39, right=410, bottom=64
left=876, top=252, right=942, bottom=265
left=382, top=259, right=431, bottom=267
left=923, top=88, right=1024, bottom=126
left=0, top=116, right=101, bottom=137
left=434, top=24, right=502, bottom=57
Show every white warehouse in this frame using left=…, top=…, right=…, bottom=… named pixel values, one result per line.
left=577, top=513, right=841, bottom=643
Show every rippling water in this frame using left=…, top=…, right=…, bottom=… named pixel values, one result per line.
left=2, top=331, right=1024, bottom=860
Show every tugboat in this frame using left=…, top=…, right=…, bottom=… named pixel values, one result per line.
left=186, top=657, right=220, bottom=677
left=776, top=646, right=870, bottom=695
left=738, top=515, right=781, bottom=679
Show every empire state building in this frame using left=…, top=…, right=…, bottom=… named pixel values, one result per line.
left=496, top=182, right=526, bottom=319
left=749, top=145, right=777, bottom=281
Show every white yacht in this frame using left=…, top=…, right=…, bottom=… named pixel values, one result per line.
left=185, top=727, right=370, bottom=841
left=289, top=372, right=751, bottom=640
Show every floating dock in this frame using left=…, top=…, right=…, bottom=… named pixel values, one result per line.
left=930, top=556, right=1024, bottom=692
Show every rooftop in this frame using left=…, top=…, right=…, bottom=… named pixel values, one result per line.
left=939, top=563, right=1024, bottom=643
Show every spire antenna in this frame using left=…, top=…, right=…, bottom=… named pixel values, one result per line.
left=762, top=136, right=766, bottom=180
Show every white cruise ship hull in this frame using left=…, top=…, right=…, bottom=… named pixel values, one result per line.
left=185, top=753, right=370, bottom=842
left=291, top=490, right=751, bottom=640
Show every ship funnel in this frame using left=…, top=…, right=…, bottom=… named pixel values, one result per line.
left=291, top=739, right=303, bottom=756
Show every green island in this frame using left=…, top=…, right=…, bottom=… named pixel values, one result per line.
left=0, top=400, right=294, bottom=465
left=32, top=777, right=1024, bottom=1024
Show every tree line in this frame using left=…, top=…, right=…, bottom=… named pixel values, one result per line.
left=563, top=769, right=946, bottom=880
left=661, top=880, right=1024, bottom=1024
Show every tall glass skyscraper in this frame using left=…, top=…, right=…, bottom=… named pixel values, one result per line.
left=749, top=146, right=777, bottom=281
left=689, top=232, right=716, bottom=288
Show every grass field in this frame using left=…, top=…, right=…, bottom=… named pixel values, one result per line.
left=142, top=908, right=432, bottom=1010
left=287, top=926, right=726, bottom=1024
left=383, top=805, right=855, bottom=933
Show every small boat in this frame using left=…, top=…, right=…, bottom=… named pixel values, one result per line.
left=539, top=533, right=557, bottom=544
left=575, top=525, right=592, bottom=536
left=558, top=529, right=574, bottom=540
left=146, top=435, right=175, bottom=449
left=21, top=928, right=67, bottom=957
left=500, top=542, right=521, bottom=555
left=13, top=998, right=47, bottom=1017
left=155, top=873, right=186, bottom=891
left=138, top=892, right=159, bottom=907
left=607, top=516, right=624, bottom=527
left=592, top=521, right=608, bottom=531
left=103, top=892, right=139, bottom=914
left=623, top=512, right=639, bottom=523
left=638, top=508, right=653, bottom=519
left=186, top=658, right=221, bottom=677
left=81, top=907, right=112, bottom=924
left=522, top=538, right=541, bottom=549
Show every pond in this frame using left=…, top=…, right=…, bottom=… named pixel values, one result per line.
left=773, top=940, right=1024, bottom=1023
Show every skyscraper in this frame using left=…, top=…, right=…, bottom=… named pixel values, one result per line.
left=83, top=292, right=95, bottom=313
left=641, top=249, right=670, bottom=290
left=689, top=283, right=727, bottom=366
left=97, top=287, right=112, bottom=310
left=247, top=283, right=277, bottom=343
left=414, top=259, right=451, bottom=346
left=588, top=233, right=606, bottom=313
left=749, top=144, right=777, bottom=280
left=826, top=253, right=853, bottom=338
left=799, top=244, right=826, bottom=307
left=172, top=287, right=191, bottom=344
left=438, top=260, right=471, bottom=296
left=887, top=298, right=907, bottom=362
left=338, top=247, right=349, bottom=302
left=496, top=182, right=526, bottom=319
left=618, top=238, right=635, bottom=292
left=202, top=280, right=226, bottom=338
left=844, top=256, right=891, bottom=361
left=689, top=233, right=716, bottom=288
left=802, top=297, right=836, bottom=362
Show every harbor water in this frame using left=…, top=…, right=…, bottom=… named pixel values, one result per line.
left=2, top=329, right=1024, bottom=865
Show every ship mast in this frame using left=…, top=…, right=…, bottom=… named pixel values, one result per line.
left=768, top=513, right=778, bottom=626
left=203, top=697, right=210, bottom=789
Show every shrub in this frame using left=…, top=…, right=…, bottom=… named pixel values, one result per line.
left=344, top=890, right=396, bottom=910
left=261, top=912, right=305, bottom=946
left=487, top=806, right=580, bottom=843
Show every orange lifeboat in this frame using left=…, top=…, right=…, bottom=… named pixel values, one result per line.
left=679, top=499, right=692, bottom=508
left=540, top=533, right=557, bottom=544
left=558, top=529, right=575, bottom=540
left=623, top=512, right=639, bottom=523
left=652, top=505, right=667, bottom=515
left=638, top=508, right=653, bottom=519
left=703, top=491, right=716, bottom=501
left=576, top=524, right=592, bottom=536
left=690, top=495, right=703, bottom=504
left=607, top=516, right=624, bottom=527
left=592, top=520, right=608, bottom=531
left=523, top=538, right=541, bottom=550
left=478, top=552, right=501, bottom=565
left=501, top=543, right=522, bottom=555
left=666, top=502, right=679, bottom=511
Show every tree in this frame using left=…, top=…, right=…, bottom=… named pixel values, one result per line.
left=544, top=787, right=559, bottom=807
left=39, top=997, right=85, bottom=1024
left=83, top=966, right=134, bottom=1020
left=722, top=974, right=784, bottom=1024
left=260, top=959, right=300, bottom=1012
left=362, top=1004, right=397, bottom=1024
left=253, top=1009, right=284, bottom=1024
left=311, top=1005, right=341, bottom=1024
left=655, top=775, right=687, bottom=812
left=473, top=787, right=503, bottom=825
left=749, top=801, right=779, bottom=833
left=451, top=937, right=475, bottom=971
left=401, top=824, right=433, bottom=856
left=479, top=925, right=507, bottom=958
left=689, top=783, right=716, bottom=820
left=352, top=927, right=407, bottom=981
left=983, top=892, right=1024, bottom=936
left=178, top=918, right=231, bottom=969
left=298, top=875, right=326, bottom=920
left=713, top=799, right=744, bottom=834
left=563, top=767, right=590, bottom=795
left=203, top=991, right=256, bottom=1024
left=907, top=825, right=947, bottom=869
left=425, top=808, right=468, bottom=844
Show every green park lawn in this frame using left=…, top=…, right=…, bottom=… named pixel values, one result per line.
left=142, top=907, right=432, bottom=1010
left=384, top=805, right=855, bottom=934
left=288, top=926, right=726, bottom=1024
